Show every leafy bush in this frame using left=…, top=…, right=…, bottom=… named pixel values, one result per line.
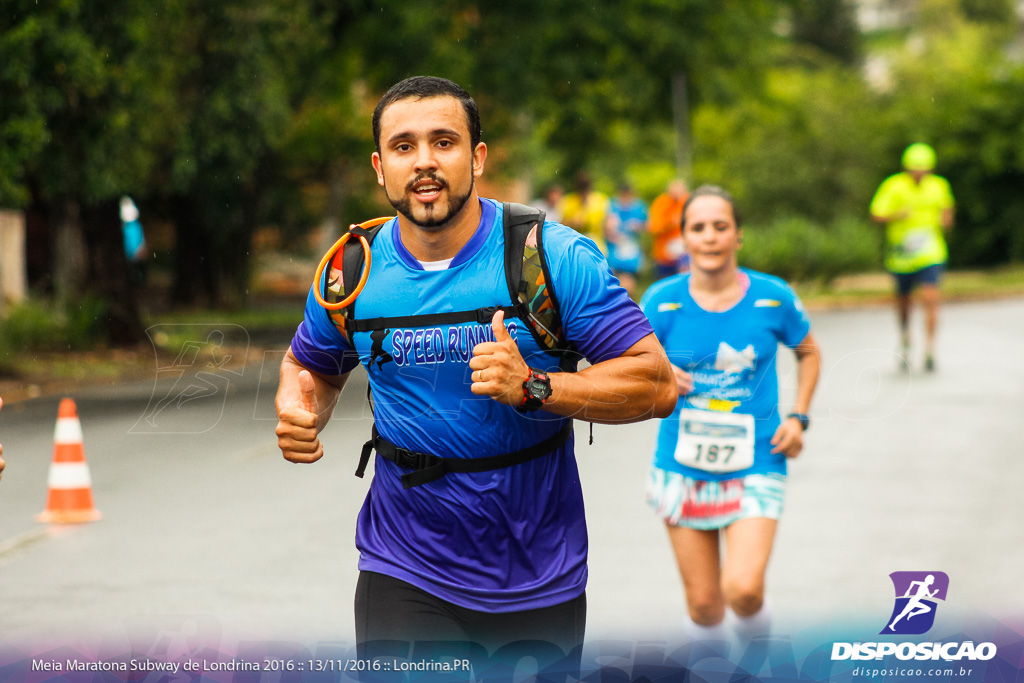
left=1, top=300, right=65, bottom=351
left=691, top=63, right=889, bottom=230
left=0, top=295, right=110, bottom=352
left=688, top=7, right=1024, bottom=270
left=739, top=214, right=880, bottom=283
left=64, top=295, right=110, bottom=349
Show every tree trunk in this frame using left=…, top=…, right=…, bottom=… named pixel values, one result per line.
left=318, top=161, right=349, bottom=257
left=52, top=200, right=87, bottom=310
left=671, top=71, right=693, bottom=186
left=0, top=210, right=28, bottom=309
left=81, top=200, right=146, bottom=345
left=170, top=194, right=217, bottom=307
left=218, top=190, right=256, bottom=310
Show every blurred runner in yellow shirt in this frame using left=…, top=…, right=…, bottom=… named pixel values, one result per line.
left=561, top=172, right=610, bottom=253
left=870, top=143, right=955, bottom=372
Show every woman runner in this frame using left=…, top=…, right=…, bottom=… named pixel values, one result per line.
left=640, top=185, right=822, bottom=645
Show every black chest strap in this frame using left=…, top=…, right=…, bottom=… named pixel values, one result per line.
left=346, top=303, right=527, bottom=334
left=356, top=420, right=574, bottom=489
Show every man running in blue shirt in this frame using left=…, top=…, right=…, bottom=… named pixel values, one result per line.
left=274, top=76, right=675, bottom=673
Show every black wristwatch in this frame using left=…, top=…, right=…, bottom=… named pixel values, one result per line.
left=787, top=412, right=810, bottom=431
left=518, top=369, right=552, bottom=413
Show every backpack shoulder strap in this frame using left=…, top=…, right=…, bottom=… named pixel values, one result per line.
left=502, top=202, right=577, bottom=372
left=323, top=222, right=386, bottom=343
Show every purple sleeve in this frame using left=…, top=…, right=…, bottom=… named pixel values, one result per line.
left=290, top=286, right=361, bottom=376
left=546, top=224, right=654, bottom=363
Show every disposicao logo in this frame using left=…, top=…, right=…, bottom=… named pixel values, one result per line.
left=831, top=571, right=997, bottom=663
left=882, top=571, right=948, bottom=635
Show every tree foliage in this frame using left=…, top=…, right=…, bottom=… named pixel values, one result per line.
left=154, top=0, right=333, bottom=306
left=789, top=0, right=863, bottom=66
left=882, top=3, right=1024, bottom=265
left=1, top=0, right=334, bottom=318
left=0, top=0, right=188, bottom=341
left=687, top=0, right=1024, bottom=269
left=2, top=0, right=1023, bottom=346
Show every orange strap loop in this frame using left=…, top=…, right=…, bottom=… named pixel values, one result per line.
left=312, top=216, right=392, bottom=311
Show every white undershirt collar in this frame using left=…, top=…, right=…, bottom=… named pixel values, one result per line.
left=418, top=257, right=455, bottom=271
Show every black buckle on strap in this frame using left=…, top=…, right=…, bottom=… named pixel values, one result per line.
left=391, top=447, right=440, bottom=471
left=354, top=426, right=446, bottom=487
left=476, top=305, right=499, bottom=324
left=360, top=421, right=574, bottom=489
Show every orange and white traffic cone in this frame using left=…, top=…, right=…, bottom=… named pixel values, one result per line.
left=37, top=398, right=102, bottom=523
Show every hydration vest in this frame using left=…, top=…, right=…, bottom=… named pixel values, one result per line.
left=319, top=202, right=578, bottom=488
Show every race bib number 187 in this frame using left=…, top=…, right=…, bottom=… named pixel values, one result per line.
left=674, top=409, right=755, bottom=473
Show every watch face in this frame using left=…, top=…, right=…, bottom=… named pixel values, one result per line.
left=526, top=377, right=552, bottom=401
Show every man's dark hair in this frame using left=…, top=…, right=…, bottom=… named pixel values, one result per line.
left=372, top=76, right=481, bottom=152
left=681, top=184, right=743, bottom=229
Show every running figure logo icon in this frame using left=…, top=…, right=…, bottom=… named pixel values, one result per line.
left=881, top=571, right=949, bottom=635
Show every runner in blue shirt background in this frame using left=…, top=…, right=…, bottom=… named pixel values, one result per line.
left=274, top=76, right=676, bottom=673
left=605, top=183, right=648, bottom=300
left=640, top=185, right=821, bottom=649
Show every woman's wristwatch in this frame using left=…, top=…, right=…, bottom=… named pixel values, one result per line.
left=787, top=412, right=810, bottom=431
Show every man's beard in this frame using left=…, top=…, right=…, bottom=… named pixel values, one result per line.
left=386, top=171, right=474, bottom=230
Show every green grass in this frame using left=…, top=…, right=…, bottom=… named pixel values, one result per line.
left=147, top=308, right=303, bottom=328
left=142, top=307, right=303, bottom=353
left=792, top=265, right=1024, bottom=307
left=16, top=355, right=134, bottom=381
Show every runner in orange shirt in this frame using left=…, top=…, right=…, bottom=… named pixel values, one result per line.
left=649, top=179, right=690, bottom=279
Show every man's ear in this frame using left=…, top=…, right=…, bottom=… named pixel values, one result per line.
left=371, top=152, right=385, bottom=187
left=472, top=142, right=487, bottom=179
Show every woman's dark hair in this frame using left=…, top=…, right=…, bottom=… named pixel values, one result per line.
left=372, top=76, right=481, bottom=152
left=681, top=184, right=742, bottom=229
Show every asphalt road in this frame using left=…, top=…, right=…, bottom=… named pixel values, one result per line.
left=0, top=297, right=1021, bottom=654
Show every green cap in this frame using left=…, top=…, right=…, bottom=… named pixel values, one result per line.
left=902, top=143, right=936, bottom=171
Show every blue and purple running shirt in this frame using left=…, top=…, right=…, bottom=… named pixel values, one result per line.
left=290, top=198, right=653, bottom=612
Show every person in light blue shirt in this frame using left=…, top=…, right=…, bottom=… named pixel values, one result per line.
left=604, top=183, right=648, bottom=299
left=275, top=76, right=676, bottom=672
left=120, top=196, right=148, bottom=285
left=640, top=185, right=821, bottom=648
